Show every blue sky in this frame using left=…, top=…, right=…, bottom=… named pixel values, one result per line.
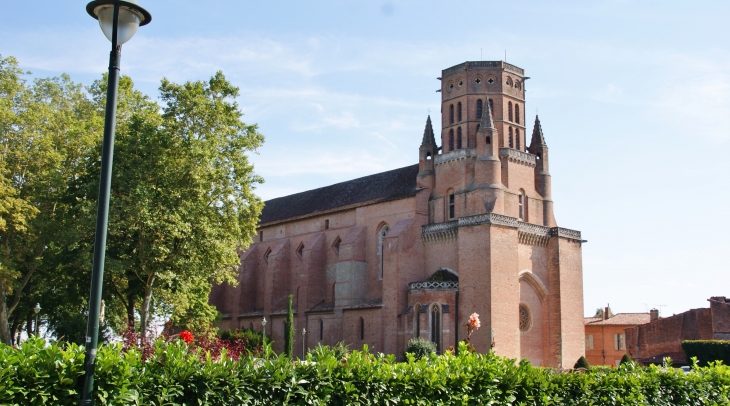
left=2, top=1, right=729, bottom=318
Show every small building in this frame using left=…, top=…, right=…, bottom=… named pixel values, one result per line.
left=625, top=297, right=730, bottom=366
left=584, top=306, right=650, bottom=366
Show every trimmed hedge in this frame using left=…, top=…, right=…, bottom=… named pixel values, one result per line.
left=682, top=340, right=730, bottom=367
left=3, top=337, right=730, bottom=405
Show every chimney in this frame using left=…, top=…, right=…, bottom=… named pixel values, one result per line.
left=604, top=305, right=611, bottom=320
left=650, top=308, right=659, bottom=321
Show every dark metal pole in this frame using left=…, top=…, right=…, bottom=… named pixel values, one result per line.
left=35, top=313, right=39, bottom=336
left=80, top=4, right=120, bottom=405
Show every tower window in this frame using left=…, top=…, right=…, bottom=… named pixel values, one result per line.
left=378, top=224, right=390, bottom=280
left=515, top=104, right=520, bottom=124
left=430, top=304, right=441, bottom=353
left=259, top=230, right=263, bottom=242
left=475, top=78, right=481, bottom=84
left=457, top=102, right=462, bottom=121
left=325, top=219, right=329, bottom=229
left=509, top=127, right=514, bottom=148
left=319, top=319, right=323, bottom=341
left=448, top=129, right=454, bottom=151
left=457, top=127, right=462, bottom=149
left=516, top=129, right=521, bottom=150
left=518, top=191, right=524, bottom=220
left=476, top=99, right=483, bottom=119
left=449, top=104, right=454, bottom=124
left=508, top=102, right=513, bottom=121
left=448, top=192, right=455, bottom=219
left=486, top=136, right=491, bottom=144
left=487, top=77, right=494, bottom=84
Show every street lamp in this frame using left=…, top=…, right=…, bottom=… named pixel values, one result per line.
left=82, top=2, right=151, bottom=405
left=302, top=327, right=306, bottom=359
left=261, top=317, right=267, bottom=344
left=33, top=303, right=41, bottom=336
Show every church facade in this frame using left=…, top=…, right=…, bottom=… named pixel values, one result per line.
left=210, top=61, right=585, bottom=368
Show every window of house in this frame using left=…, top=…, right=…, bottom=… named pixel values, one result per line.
left=509, top=127, right=513, bottom=148
left=457, top=127, right=462, bottom=149
left=360, top=317, right=365, bottom=340
left=615, top=334, right=625, bottom=351
left=476, top=99, right=483, bottom=119
left=319, top=319, right=323, bottom=341
left=586, top=334, right=594, bottom=350
left=448, top=129, right=454, bottom=151
left=378, top=225, right=390, bottom=280
left=515, top=104, right=520, bottom=124
left=449, top=104, right=454, bottom=124
left=259, top=230, right=263, bottom=242
left=508, top=102, right=513, bottom=121
left=413, top=304, right=421, bottom=337
left=457, top=102, right=462, bottom=121
left=430, top=305, right=441, bottom=353
left=448, top=192, right=455, bottom=219
left=325, top=219, right=329, bottom=229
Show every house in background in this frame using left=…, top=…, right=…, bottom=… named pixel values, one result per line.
left=584, top=306, right=651, bottom=366
left=625, top=296, right=730, bottom=366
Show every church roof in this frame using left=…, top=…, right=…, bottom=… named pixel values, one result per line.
left=259, top=164, right=420, bottom=225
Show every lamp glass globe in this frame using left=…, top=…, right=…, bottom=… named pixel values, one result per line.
left=95, top=5, right=142, bottom=45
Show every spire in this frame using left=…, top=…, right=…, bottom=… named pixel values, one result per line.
left=529, top=115, right=546, bottom=148
left=421, top=115, right=437, bottom=146
left=479, top=98, right=495, bottom=130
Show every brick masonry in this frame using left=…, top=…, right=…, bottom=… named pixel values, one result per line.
left=210, top=61, right=585, bottom=367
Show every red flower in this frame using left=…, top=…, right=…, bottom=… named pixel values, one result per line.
left=179, top=330, right=194, bottom=344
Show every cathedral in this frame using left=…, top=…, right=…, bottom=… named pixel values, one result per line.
left=210, top=61, right=585, bottom=368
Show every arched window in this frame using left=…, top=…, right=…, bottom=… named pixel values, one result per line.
left=378, top=224, right=390, bottom=280
left=448, top=129, right=454, bottom=151
left=516, top=128, right=521, bottom=150
left=509, top=127, right=514, bottom=148
left=508, top=102, right=513, bottom=121
left=476, top=99, right=483, bottom=119
left=486, top=135, right=491, bottom=144
left=413, top=304, right=421, bottom=337
left=515, top=104, right=520, bottom=124
left=457, top=102, right=462, bottom=121
left=449, top=104, right=454, bottom=124
left=430, top=304, right=441, bottom=353
left=518, top=190, right=525, bottom=221
left=359, top=317, right=365, bottom=340
left=457, top=127, right=462, bottom=149
left=448, top=190, right=455, bottom=219
left=319, top=319, right=323, bottom=341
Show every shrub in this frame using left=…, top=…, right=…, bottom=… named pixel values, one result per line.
left=682, top=340, right=730, bottom=367
left=621, top=353, right=633, bottom=365
left=574, top=355, right=590, bottom=369
left=220, top=327, right=265, bottom=353
left=405, top=337, right=437, bottom=359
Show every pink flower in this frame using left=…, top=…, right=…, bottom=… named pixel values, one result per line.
left=179, top=330, right=194, bottom=344
left=468, top=313, right=481, bottom=330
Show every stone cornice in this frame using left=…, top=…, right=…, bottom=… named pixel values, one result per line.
left=434, top=148, right=476, bottom=165
left=459, top=213, right=519, bottom=228
left=421, top=215, right=583, bottom=245
left=421, top=220, right=458, bottom=244
left=518, top=223, right=550, bottom=247
left=551, top=227, right=582, bottom=241
left=499, top=148, right=536, bottom=167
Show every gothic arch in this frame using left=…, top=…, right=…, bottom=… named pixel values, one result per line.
left=518, top=270, right=547, bottom=302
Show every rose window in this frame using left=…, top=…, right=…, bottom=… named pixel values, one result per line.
left=519, top=304, right=532, bottom=332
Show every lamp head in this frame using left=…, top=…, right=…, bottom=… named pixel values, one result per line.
left=302, top=328, right=306, bottom=334
left=34, top=303, right=41, bottom=314
left=261, top=317, right=267, bottom=327
left=86, top=0, right=151, bottom=45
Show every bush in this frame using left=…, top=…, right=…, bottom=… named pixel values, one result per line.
left=621, top=353, right=633, bottom=365
left=574, top=355, right=590, bottom=369
left=3, top=338, right=730, bottom=405
left=220, top=327, right=265, bottom=353
left=682, top=340, right=730, bottom=367
left=405, top=337, right=437, bottom=359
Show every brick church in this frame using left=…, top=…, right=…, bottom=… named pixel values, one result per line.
left=210, top=61, right=585, bottom=368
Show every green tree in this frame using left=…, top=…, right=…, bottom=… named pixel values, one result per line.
left=574, top=356, right=590, bottom=369
left=620, top=353, right=633, bottom=365
left=285, top=295, right=294, bottom=358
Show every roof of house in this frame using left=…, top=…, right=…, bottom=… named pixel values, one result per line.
left=259, top=164, right=420, bottom=225
left=584, top=313, right=651, bottom=326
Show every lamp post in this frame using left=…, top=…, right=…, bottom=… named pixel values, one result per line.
left=33, top=303, right=41, bottom=336
left=301, top=327, right=306, bottom=359
left=82, top=2, right=151, bottom=405
left=261, top=317, right=267, bottom=344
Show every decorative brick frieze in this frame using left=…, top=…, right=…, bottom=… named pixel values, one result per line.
left=458, top=213, right=520, bottom=228
left=421, top=220, right=458, bottom=244
left=518, top=223, right=551, bottom=247
left=499, top=148, right=536, bottom=167
left=550, top=227, right=582, bottom=241
left=434, top=148, right=476, bottom=166
left=408, top=281, right=459, bottom=291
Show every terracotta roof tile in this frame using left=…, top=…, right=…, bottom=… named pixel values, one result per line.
left=584, top=313, right=651, bottom=326
left=259, top=164, right=419, bottom=225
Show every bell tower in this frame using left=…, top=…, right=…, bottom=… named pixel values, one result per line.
left=439, top=61, right=527, bottom=152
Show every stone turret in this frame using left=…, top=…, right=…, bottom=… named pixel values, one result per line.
left=474, top=100, right=503, bottom=213
left=417, top=115, right=437, bottom=189
left=528, top=116, right=555, bottom=226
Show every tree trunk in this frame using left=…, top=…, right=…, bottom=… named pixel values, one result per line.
left=126, top=291, right=135, bottom=331
left=139, top=275, right=155, bottom=343
left=0, top=287, right=11, bottom=345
